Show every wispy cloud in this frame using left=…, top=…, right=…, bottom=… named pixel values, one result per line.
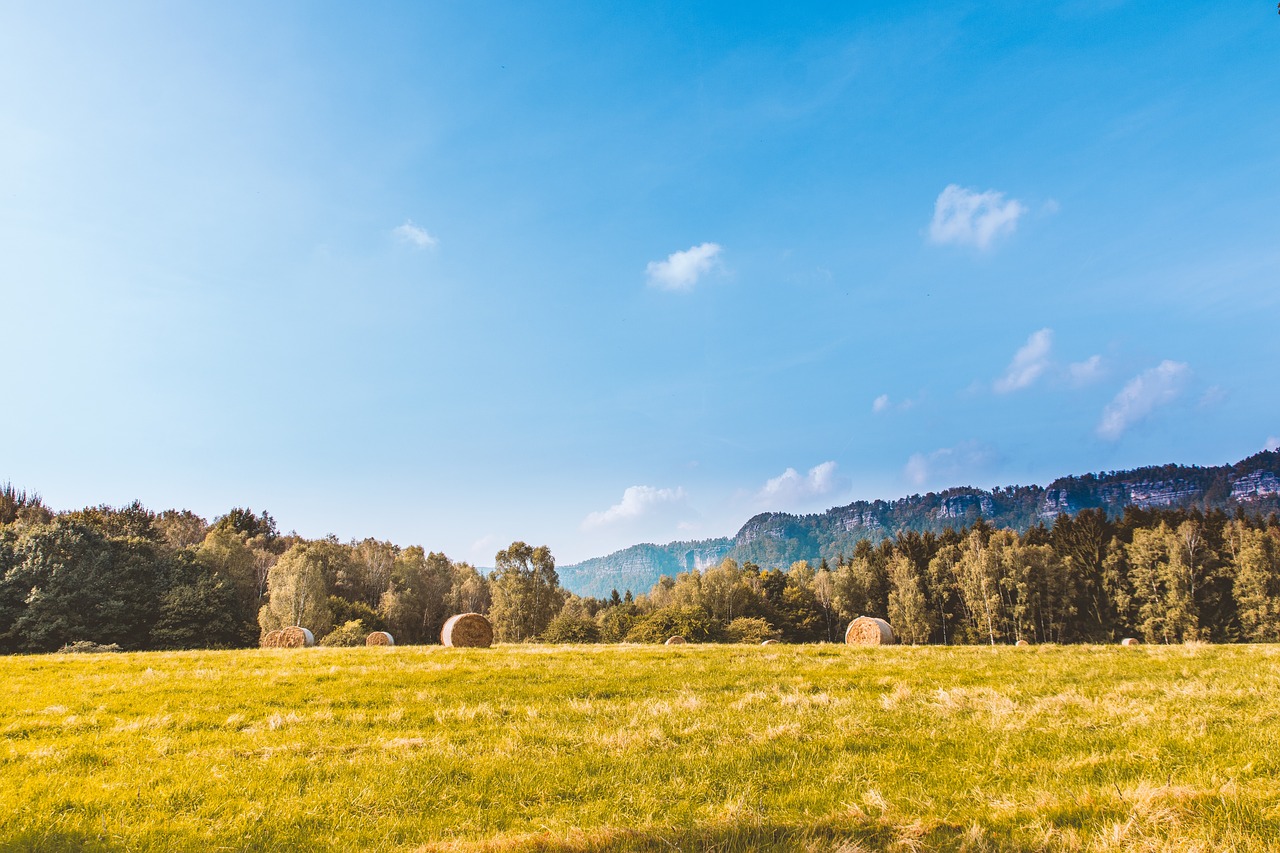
left=469, top=534, right=498, bottom=561
left=905, top=441, right=996, bottom=488
left=872, top=393, right=918, bottom=414
left=646, top=243, right=722, bottom=291
left=392, top=220, right=438, bottom=249
left=583, top=485, right=687, bottom=529
left=757, top=461, right=844, bottom=506
left=994, top=328, right=1053, bottom=393
left=929, top=184, right=1026, bottom=250
left=1066, top=355, right=1105, bottom=386
left=1264, top=437, right=1279, bottom=452
left=1096, top=360, right=1189, bottom=440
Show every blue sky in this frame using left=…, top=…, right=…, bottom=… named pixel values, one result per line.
left=2, top=1, right=1277, bottom=565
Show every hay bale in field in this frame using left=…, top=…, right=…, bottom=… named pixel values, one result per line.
left=261, top=629, right=285, bottom=648
left=1015, top=639, right=1030, bottom=647
left=366, top=631, right=395, bottom=647
left=1121, top=637, right=1141, bottom=646
left=761, top=639, right=780, bottom=646
left=280, top=626, right=315, bottom=648
left=844, top=616, right=897, bottom=646
left=441, top=613, right=493, bottom=648
left=665, top=636, right=686, bottom=645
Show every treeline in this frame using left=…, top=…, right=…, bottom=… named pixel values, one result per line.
left=613, top=506, right=1280, bottom=646
left=2, top=482, right=1279, bottom=651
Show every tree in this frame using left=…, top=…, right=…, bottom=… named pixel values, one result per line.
left=542, top=598, right=601, bottom=643
left=488, top=542, right=563, bottom=642
left=259, top=542, right=334, bottom=638
left=379, top=548, right=454, bottom=643
left=5, top=520, right=162, bottom=651
left=887, top=553, right=932, bottom=645
left=952, top=528, right=1003, bottom=645
left=625, top=605, right=722, bottom=643
left=1229, top=522, right=1280, bottom=642
left=151, top=551, right=249, bottom=649
left=155, top=510, right=209, bottom=551
left=196, top=527, right=259, bottom=625
left=348, top=538, right=398, bottom=608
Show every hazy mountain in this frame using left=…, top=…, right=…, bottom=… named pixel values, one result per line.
left=557, top=451, right=1280, bottom=598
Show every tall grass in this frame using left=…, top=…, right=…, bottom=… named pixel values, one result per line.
left=2, top=643, right=1278, bottom=851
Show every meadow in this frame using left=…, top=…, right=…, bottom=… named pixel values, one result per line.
left=2, top=643, right=1279, bottom=852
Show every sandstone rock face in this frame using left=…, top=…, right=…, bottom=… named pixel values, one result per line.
left=1232, top=470, right=1280, bottom=500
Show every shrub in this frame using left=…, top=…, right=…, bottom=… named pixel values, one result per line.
left=625, top=606, right=723, bottom=644
left=597, top=606, right=639, bottom=642
left=319, top=620, right=367, bottom=647
left=725, top=617, right=781, bottom=644
left=541, top=612, right=600, bottom=643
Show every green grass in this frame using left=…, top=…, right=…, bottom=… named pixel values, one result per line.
left=3, top=643, right=1280, bottom=852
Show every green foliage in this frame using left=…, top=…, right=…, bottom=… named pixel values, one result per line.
left=319, top=619, right=368, bottom=647
left=541, top=610, right=601, bottom=643
left=328, top=596, right=385, bottom=634
left=723, top=616, right=780, bottom=643
left=596, top=604, right=640, bottom=642
left=625, top=605, right=722, bottom=643
left=488, top=542, right=562, bottom=642
left=259, top=542, right=335, bottom=638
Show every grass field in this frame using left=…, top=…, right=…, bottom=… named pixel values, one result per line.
left=3, top=643, right=1279, bottom=852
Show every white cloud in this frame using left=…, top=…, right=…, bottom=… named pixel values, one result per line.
left=756, top=461, right=845, bottom=507
left=583, top=485, right=687, bottom=529
left=904, top=441, right=996, bottom=488
left=645, top=242, right=722, bottom=291
left=994, top=328, right=1053, bottom=393
left=872, top=393, right=919, bottom=414
left=1096, top=360, right=1189, bottom=441
left=392, top=220, right=438, bottom=249
left=1067, top=355, right=1105, bottom=386
left=929, top=184, right=1027, bottom=250
left=1265, top=437, right=1279, bottom=452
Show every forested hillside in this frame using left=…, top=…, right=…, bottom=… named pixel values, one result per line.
left=560, top=451, right=1280, bottom=597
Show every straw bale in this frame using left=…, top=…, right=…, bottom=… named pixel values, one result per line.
left=1121, top=637, right=1141, bottom=646
left=665, top=636, right=686, bottom=645
left=280, top=626, right=315, bottom=648
left=441, top=613, right=493, bottom=648
left=761, top=639, right=779, bottom=646
left=1015, top=639, right=1030, bottom=647
left=844, top=616, right=897, bottom=646
left=366, top=631, right=395, bottom=647
left=261, top=629, right=285, bottom=648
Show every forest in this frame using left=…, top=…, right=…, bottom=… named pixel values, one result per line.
left=2, top=482, right=1279, bottom=652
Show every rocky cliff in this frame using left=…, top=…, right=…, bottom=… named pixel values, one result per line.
left=558, top=451, right=1280, bottom=598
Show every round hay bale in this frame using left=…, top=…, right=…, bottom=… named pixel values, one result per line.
left=845, top=616, right=897, bottom=646
left=665, top=636, right=686, bottom=645
left=280, top=626, right=315, bottom=648
left=1121, top=637, right=1141, bottom=646
left=365, top=631, right=394, bottom=647
left=261, top=629, right=284, bottom=648
left=1015, top=639, right=1030, bottom=647
left=761, top=639, right=779, bottom=646
left=441, top=613, right=493, bottom=648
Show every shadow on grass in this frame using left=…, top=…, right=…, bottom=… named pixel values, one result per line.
left=0, top=829, right=123, bottom=853
left=415, top=818, right=978, bottom=853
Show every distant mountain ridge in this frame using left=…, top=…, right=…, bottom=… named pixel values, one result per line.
left=557, top=451, right=1280, bottom=598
